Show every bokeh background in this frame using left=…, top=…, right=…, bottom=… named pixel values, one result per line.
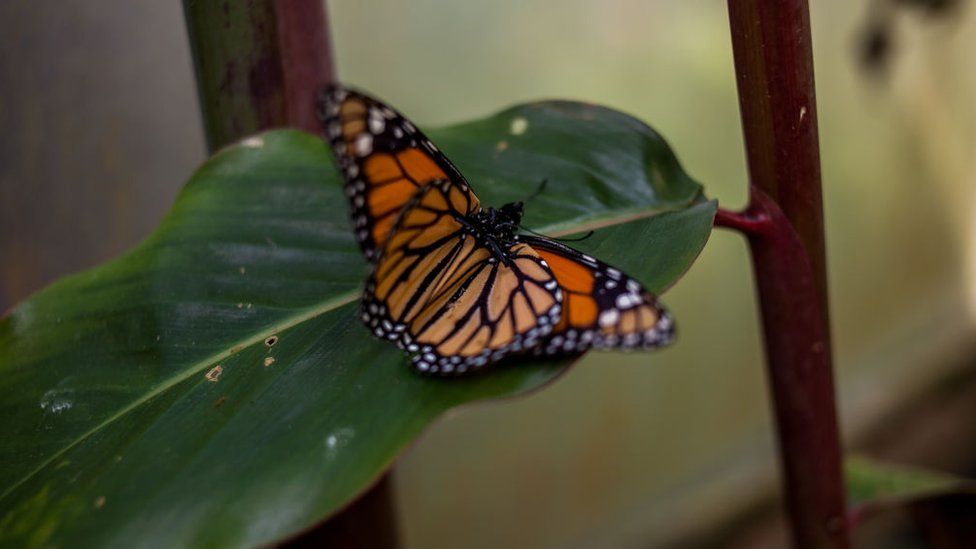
left=2, top=1, right=975, bottom=547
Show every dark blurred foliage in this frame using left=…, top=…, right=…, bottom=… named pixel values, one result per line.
left=910, top=494, right=976, bottom=548
left=858, top=0, right=967, bottom=75
left=895, top=0, right=964, bottom=17
left=859, top=16, right=894, bottom=74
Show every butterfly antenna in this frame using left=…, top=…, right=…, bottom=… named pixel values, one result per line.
left=524, top=178, right=548, bottom=203
left=519, top=224, right=595, bottom=243
left=553, top=230, right=595, bottom=242
left=520, top=178, right=594, bottom=242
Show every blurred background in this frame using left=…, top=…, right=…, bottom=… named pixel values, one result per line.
left=2, top=1, right=975, bottom=546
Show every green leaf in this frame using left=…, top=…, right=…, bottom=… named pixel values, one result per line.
left=0, top=101, right=715, bottom=547
left=846, top=455, right=976, bottom=508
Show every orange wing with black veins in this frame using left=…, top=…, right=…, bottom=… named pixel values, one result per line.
left=362, top=181, right=564, bottom=375
left=520, top=236, right=674, bottom=354
left=317, top=85, right=469, bottom=262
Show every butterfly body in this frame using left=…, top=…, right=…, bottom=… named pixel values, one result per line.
left=456, top=202, right=525, bottom=262
left=317, top=85, right=674, bottom=376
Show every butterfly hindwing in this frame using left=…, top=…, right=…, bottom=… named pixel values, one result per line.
left=363, top=180, right=563, bottom=375
left=520, top=235, right=674, bottom=354
left=317, top=85, right=469, bottom=262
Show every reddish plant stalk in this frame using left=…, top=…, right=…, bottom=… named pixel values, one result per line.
left=724, top=1, right=849, bottom=547
left=183, top=2, right=399, bottom=546
left=183, top=0, right=336, bottom=150
left=284, top=475, right=400, bottom=548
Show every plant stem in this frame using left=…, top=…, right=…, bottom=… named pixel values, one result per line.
left=183, top=0, right=336, bottom=150
left=714, top=207, right=767, bottom=234
left=182, top=2, right=399, bottom=546
left=283, top=475, right=400, bottom=548
left=724, top=1, right=849, bottom=547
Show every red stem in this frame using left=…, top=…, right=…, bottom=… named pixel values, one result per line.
left=183, top=0, right=336, bottom=150
left=275, top=0, right=337, bottom=135
left=714, top=207, right=767, bottom=234
left=726, top=1, right=849, bottom=547
left=284, top=475, right=400, bottom=548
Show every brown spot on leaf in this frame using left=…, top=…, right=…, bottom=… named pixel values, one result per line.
left=213, top=395, right=227, bottom=408
left=263, top=356, right=275, bottom=367
left=94, top=496, right=106, bottom=509
left=265, top=335, right=278, bottom=347
left=205, top=365, right=223, bottom=382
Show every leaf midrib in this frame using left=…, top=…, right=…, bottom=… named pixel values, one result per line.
left=0, top=200, right=687, bottom=502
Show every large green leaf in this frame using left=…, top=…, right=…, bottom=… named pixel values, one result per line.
left=0, top=101, right=715, bottom=547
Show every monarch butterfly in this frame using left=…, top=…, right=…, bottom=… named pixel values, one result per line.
left=317, top=85, right=674, bottom=375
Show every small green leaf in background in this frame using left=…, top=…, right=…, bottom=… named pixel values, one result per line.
left=0, top=101, right=715, bottom=548
left=846, top=455, right=976, bottom=508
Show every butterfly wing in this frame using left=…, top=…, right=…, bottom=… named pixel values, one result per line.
left=317, top=85, right=468, bottom=262
left=519, top=235, right=674, bottom=354
left=363, top=180, right=563, bottom=375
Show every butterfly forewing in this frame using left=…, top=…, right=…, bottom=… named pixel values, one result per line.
left=363, top=181, right=563, bottom=375
left=317, top=85, right=470, bottom=262
left=520, top=236, right=674, bottom=354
